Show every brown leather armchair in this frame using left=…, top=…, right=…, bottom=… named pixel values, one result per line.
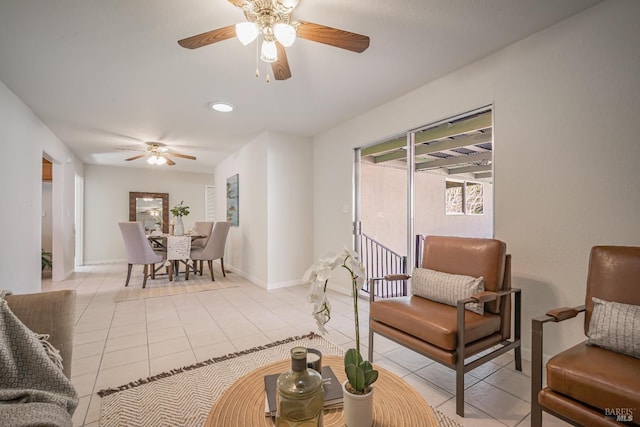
left=368, top=235, right=521, bottom=416
left=531, top=246, right=640, bottom=427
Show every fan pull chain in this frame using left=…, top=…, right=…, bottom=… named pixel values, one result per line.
left=254, top=35, right=271, bottom=83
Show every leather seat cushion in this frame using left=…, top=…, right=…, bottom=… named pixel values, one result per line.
left=546, top=342, right=640, bottom=412
left=370, top=295, right=501, bottom=351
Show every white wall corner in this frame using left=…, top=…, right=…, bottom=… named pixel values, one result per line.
left=226, top=265, right=268, bottom=289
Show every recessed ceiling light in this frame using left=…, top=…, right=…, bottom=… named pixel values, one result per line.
left=209, top=102, right=234, bottom=113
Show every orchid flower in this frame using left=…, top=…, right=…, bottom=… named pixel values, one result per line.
left=305, top=246, right=377, bottom=393
left=305, top=247, right=367, bottom=355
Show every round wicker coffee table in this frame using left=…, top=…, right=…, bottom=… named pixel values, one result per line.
left=205, top=355, right=437, bottom=426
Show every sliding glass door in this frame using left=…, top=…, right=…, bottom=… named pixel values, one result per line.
left=354, top=106, right=493, bottom=294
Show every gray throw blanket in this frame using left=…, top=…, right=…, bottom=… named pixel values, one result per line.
left=0, top=297, right=78, bottom=427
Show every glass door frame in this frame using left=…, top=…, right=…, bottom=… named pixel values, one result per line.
left=353, top=104, right=493, bottom=275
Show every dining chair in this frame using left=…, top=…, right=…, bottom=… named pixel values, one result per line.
left=191, top=221, right=214, bottom=273
left=118, top=222, right=166, bottom=288
left=190, top=221, right=230, bottom=281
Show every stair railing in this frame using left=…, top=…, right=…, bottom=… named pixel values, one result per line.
left=359, top=233, right=408, bottom=298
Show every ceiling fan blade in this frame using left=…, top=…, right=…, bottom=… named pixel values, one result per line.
left=166, top=158, right=176, bottom=166
left=296, top=21, right=370, bottom=53
left=116, top=146, right=146, bottom=152
left=125, top=154, right=147, bottom=161
left=178, top=25, right=236, bottom=50
left=167, top=152, right=197, bottom=160
left=272, top=42, right=292, bottom=80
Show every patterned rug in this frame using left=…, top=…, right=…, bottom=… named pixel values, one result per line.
left=113, top=267, right=238, bottom=302
left=97, top=333, right=462, bottom=427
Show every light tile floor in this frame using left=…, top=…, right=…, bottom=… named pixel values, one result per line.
left=43, top=263, right=570, bottom=427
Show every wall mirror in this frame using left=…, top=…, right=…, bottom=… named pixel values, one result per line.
left=129, top=192, right=169, bottom=234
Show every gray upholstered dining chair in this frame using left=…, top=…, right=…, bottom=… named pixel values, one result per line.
left=190, top=221, right=230, bottom=281
left=191, top=221, right=214, bottom=273
left=119, top=222, right=166, bottom=288
left=192, top=221, right=214, bottom=248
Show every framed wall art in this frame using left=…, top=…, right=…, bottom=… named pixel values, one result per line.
left=226, top=174, right=239, bottom=226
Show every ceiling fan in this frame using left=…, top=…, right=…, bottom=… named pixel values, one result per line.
left=122, top=142, right=197, bottom=166
left=177, top=0, right=370, bottom=81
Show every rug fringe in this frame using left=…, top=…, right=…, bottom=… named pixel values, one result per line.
left=97, top=331, right=320, bottom=397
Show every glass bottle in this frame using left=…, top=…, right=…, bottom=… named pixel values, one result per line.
left=276, top=347, right=324, bottom=427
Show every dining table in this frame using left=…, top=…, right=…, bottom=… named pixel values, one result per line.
left=147, top=232, right=206, bottom=281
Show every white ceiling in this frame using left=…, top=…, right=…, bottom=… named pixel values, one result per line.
left=0, top=0, right=601, bottom=173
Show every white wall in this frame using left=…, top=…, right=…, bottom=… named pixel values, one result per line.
left=215, top=133, right=269, bottom=286
left=414, top=173, right=493, bottom=239
left=313, top=0, right=640, bottom=358
left=83, top=164, right=214, bottom=263
left=0, top=80, right=82, bottom=294
left=267, top=132, right=314, bottom=287
left=361, top=163, right=493, bottom=255
left=215, top=131, right=313, bottom=288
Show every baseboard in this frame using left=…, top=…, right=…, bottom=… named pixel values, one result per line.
left=225, top=265, right=267, bottom=289
left=266, top=279, right=306, bottom=290
left=224, top=266, right=309, bottom=290
left=83, top=258, right=127, bottom=265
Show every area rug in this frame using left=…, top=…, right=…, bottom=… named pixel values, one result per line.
left=113, top=270, right=238, bottom=302
left=97, top=332, right=462, bottom=427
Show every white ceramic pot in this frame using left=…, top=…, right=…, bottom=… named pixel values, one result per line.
left=342, top=380, right=374, bottom=427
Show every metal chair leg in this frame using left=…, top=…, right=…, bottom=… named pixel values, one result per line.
left=456, top=361, right=465, bottom=417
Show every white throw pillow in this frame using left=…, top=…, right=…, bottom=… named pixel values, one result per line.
left=587, top=297, right=640, bottom=359
left=411, top=268, right=485, bottom=315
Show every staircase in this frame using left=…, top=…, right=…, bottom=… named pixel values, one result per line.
left=359, top=233, right=408, bottom=298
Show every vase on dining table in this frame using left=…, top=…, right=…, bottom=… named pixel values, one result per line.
left=174, top=216, right=185, bottom=236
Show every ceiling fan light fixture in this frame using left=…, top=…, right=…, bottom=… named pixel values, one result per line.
left=274, top=23, right=296, bottom=47
left=260, top=39, right=278, bottom=63
left=147, top=155, right=167, bottom=166
left=235, top=22, right=259, bottom=45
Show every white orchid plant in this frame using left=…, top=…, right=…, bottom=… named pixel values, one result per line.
left=304, top=247, right=378, bottom=395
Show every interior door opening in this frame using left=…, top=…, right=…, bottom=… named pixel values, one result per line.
left=355, top=106, right=493, bottom=296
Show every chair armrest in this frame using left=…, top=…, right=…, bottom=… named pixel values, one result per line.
left=5, top=290, right=76, bottom=378
left=384, top=274, right=411, bottom=281
left=545, top=305, right=585, bottom=322
left=470, top=291, right=497, bottom=304
left=368, top=275, right=411, bottom=302
left=467, top=287, right=521, bottom=304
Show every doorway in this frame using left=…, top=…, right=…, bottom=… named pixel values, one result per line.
left=42, top=158, right=53, bottom=278
left=355, top=106, right=494, bottom=294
